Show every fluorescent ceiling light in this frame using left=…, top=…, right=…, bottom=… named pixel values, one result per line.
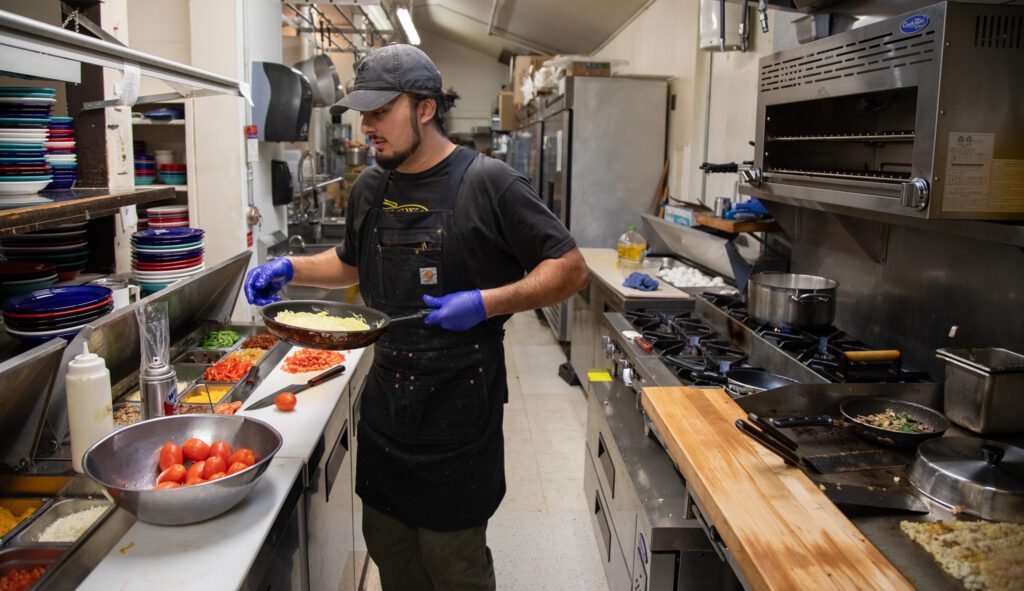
left=396, top=7, right=420, bottom=46
left=363, top=5, right=393, bottom=32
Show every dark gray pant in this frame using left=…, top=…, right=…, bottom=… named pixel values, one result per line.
left=362, top=504, right=496, bottom=591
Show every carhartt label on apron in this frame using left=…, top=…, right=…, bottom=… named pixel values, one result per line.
left=943, top=132, right=994, bottom=212
left=420, top=267, right=438, bottom=285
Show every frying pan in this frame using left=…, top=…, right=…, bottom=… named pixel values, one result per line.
left=260, top=300, right=430, bottom=350
left=771, top=397, right=950, bottom=449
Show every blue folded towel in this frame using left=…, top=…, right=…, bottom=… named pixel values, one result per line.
left=623, top=272, right=659, bottom=291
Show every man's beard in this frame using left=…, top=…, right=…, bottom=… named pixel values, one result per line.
left=375, top=115, right=421, bottom=170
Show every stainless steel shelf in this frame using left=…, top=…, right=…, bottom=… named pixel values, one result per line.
left=0, top=9, right=248, bottom=107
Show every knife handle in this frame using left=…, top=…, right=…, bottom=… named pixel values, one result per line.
left=748, top=413, right=798, bottom=451
left=308, top=364, right=346, bottom=387
left=735, top=419, right=801, bottom=467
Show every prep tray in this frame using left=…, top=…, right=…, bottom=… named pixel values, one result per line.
left=12, top=498, right=113, bottom=547
left=0, top=498, right=53, bottom=547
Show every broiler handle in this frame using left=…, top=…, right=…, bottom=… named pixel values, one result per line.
left=844, top=350, right=901, bottom=362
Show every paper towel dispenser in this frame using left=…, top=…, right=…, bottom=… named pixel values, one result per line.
left=252, top=61, right=312, bottom=142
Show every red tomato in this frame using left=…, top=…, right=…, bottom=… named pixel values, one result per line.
left=227, top=461, right=249, bottom=475
left=186, top=461, right=205, bottom=482
left=184, top=476, right=206, bottom=486
left=158, top=442, right=183, bottom=471
left=153, top=481, right=181, bottom=490
left=207, top=472, right=228, bottom=481
left=203, top=456, right=227, bottom=478
left=230, top=401, right=243, bottom=410
left=275, top=392, right=297, bottom=412
left=157, top=463, right=186, bottom=484
left=209, top=441, right=233, bottom=464
left=229, top=448, right=256, bottom=467
left=182, top=437, right=210, bottom=462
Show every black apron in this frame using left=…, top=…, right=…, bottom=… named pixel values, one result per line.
left=355, top=147, right=508, bottom=532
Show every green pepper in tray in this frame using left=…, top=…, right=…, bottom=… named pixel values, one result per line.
left=201, top=330, right=240, bottom=350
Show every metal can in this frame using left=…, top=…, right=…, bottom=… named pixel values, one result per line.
left=139, top=363, right=178, bottom=419
left=714, top=197, right=732, bottom=218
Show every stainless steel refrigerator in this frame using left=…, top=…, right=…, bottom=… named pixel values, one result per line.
left=537, top=76, right=668, bottom=342
left=508, top=111, right=544, bottom=196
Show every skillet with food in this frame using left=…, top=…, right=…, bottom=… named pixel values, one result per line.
left=770, top=397, right=950, bottom=449
left=260, top=300, right=430, bottom=350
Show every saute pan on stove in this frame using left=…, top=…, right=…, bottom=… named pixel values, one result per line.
left=770, top=397, right=950, bottom=449
left=260, top=300, right=430, bottom=350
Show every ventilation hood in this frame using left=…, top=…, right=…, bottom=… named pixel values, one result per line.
left=488, top=0, right=657, bottom=55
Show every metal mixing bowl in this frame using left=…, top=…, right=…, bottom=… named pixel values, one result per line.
left=83, top=415, right=282, bottom=526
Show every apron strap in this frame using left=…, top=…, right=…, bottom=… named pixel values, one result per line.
left=438, top=147, right=476, bottom=211
left=373, top=168, right=393, bottom=208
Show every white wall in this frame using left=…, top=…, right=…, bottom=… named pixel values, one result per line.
left=593, top=0, right=779, bottom=205
left=244, top=0, right=287, bottom=238
left=419, top=30, right=508, bottom=135
left=126, top=0, right=191, bottom=97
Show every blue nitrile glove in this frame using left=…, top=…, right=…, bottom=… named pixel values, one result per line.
left=244, top=258, right=294, bottom=305
left=725, top=197, right=770, bottom=220
left=423, top=290, right=488, bottom=332
left=623, top=272, right=659, bottom=291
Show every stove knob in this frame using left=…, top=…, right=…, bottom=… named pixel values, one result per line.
left=602, top=336, right=617, bottom=359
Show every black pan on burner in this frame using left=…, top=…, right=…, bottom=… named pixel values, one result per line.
left=771, top=397, right=949, bottom=449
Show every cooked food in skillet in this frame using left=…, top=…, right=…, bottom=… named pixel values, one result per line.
left=855, top=408, right=933, bottom=433
left=274, top=310, right=371, bottom=331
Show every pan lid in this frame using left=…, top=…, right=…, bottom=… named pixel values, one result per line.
left=909, top=437, right=1024, bottom=523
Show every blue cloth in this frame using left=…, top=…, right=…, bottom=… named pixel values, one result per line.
left=243, top=258, right=294, bottom=305
left=422, top=290, right=488, bottom=332
left=623, top=272, right=659, bottom=291
left=724, top=197, right=770, bottom=220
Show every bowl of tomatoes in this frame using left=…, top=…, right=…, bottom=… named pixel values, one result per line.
left=82, top=415, right=282, bottom=526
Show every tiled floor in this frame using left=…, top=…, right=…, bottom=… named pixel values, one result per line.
left=362, top=311, right=607, bottom=590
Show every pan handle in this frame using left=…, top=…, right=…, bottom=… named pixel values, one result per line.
left=389, top=309, right=434, bottom=324
left=769, top=415, right=834, bottom=429
left=735, top=420, right=801, bottom=466
left=844, top=350, right=901, bottom=362
left=791, top=292, right=832, bottom=303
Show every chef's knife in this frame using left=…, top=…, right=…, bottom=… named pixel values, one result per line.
left=244, top=363, right=347, bottom=410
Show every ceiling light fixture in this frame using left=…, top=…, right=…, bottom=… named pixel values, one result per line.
left=362, top=5, right=393, bottom=32
left=396, top=7, right=420, bottom=46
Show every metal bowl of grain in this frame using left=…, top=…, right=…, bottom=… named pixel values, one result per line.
left=83, top=415, right=282, bottom=526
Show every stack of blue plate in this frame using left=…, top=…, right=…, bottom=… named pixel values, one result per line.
left=0, top=87, right=54, bottom=199
left=3, top=285, right=113, bottom=345
left=131, top=228, right=205, bottom=293
left=0, top=222, right=90, bottom=281
left=0, top=261, right=58, bottom=298
left=46, top=117, right=76, bottom=189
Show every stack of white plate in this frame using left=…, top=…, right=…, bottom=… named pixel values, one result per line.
left=146, top=205, right=189, bottom=228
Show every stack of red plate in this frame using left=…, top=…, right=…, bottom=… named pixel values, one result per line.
left=146, top=205, right=189, bottom=228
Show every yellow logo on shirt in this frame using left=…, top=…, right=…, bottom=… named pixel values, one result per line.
left=383, top=198, right=429, bottom=213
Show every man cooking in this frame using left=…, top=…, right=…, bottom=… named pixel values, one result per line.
left=243, top=44, right=589, bottom=590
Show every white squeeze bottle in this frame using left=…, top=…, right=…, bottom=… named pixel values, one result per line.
left=66, top=343, right=114, bottom=473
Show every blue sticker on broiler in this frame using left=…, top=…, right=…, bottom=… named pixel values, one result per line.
left=900, top=14, right=930, bottom=34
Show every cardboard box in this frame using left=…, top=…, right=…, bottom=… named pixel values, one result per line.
left=663, top=204, right=702, bottom=227
left=568, top=61, right=612, bottom=77
left=512, top=55, right=551, bottom=106
left=497, top=91, right=515, bottom=132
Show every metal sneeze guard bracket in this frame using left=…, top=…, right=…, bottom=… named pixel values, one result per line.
left=0, top=8, right=249, bottom=108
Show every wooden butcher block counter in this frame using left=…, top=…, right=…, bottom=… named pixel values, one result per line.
left=641, top=386, right=913, bottom=591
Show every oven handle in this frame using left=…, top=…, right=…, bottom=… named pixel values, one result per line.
left=689, top=494, right=728, bottom=563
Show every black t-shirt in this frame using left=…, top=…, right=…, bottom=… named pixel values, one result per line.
left=336, top=148, right=575, bottom=295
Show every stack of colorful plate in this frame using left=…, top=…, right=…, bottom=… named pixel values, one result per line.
left=131, top=228, right=205, bottom=292
left=3, top=285, right=113, bottom=345
left=159, top=163, right=186, bottom=186
left=135, top=153, right=155, bottom=185
left=146, top=205, right=189, bottom=228
left=0, top=222, right=90, bottom=281
left=0, top=87, right=54, bottom=199
left=46, top=117, right=76, bottom=189
left=0, top=261, right=58, bottom=298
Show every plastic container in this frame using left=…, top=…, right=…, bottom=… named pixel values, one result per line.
left=65, top=344, right=113, bottom=473
left=616, top=226, right=647, bottom=263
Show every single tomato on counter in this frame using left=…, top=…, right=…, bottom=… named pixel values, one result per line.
left=182, top=437, right=210, bottom=462
left=275, top=392, right=297, bottom=412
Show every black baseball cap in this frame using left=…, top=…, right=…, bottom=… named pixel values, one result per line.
left=330, top=44, right=442, bottom=115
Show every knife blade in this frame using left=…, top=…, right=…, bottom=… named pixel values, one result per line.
left=244, top=363, right=347, bottom=410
